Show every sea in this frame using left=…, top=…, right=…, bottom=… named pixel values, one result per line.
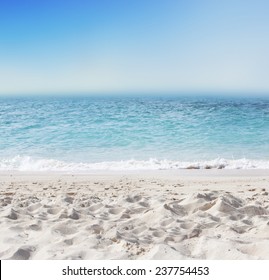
left=0, top=95, right=269, bottom=171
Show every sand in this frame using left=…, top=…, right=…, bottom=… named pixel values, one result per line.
left=0, top=170, right=269, bottom=260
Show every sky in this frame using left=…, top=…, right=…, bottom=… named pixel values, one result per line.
left=0, top=0, right=269, bottom=95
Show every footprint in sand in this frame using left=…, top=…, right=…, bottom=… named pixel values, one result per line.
left=129, top=207, right=147, bottom=214
left=18, top=201, right=29, bottom=208
left=68, top=209, right=80, bottom=220
left=47, top=207, right=62, bottom=215
left=120, top=213, right=131, bottom=219
left=152, top=231, right=165, bottom=238
left=9, top=246, right=36, bottom=260
left=88, top=224, right=104, bottom=234
left=64, top=196, right=74, bottom=204
left=53, top=224, right=77, bottom=235
left=38, top=211, right=48, bottom=220
left=229, top=213, right=245, bottom=221
left=160, top=218, right=175, bottom=227
left=132, top=225, right=147, bottom=235
left=89, top=203, right=103, bottom=212
left=230, top=226, right=247, bottom=234
left=242, top=219, right=252, bottom=225
left=27, top=203, right=42, bottom=212
left=126, top=195, right=142, bottom=203
left=0, top=196, right=9, bottom=205
left=139, top=201, right=150, bottom=207
left=187, top=228, right=202, bottom=239
left=64, top=238, right=74, bottom=246
left=108, top=207, right=124, bottom=215
left=6, top=209, right=19, bottom=220
left=29, top=223, right=42, bottom=231
left=180, top=222, right=193, bottom=230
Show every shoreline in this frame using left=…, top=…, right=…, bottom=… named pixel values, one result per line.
left=1, top=170, right=269, bottom=260
left=1, top=168, right=269, bottom=177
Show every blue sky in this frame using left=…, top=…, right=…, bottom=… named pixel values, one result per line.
left=0, top=0, right=269, bottom=95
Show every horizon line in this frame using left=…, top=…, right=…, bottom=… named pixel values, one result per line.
left=0, top=90, right=269, bottom=98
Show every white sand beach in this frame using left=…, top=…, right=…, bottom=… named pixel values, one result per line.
left=0, top=170, right=269, bottom=260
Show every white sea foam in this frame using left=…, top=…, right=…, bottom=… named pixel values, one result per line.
left=0, top=156, right=269, bottom=172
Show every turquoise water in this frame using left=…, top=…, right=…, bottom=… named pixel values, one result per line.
left=1, top=96, right=269, bottom=170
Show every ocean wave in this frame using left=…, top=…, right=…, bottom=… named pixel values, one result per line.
left=0, top=156, right=269, bottom=171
